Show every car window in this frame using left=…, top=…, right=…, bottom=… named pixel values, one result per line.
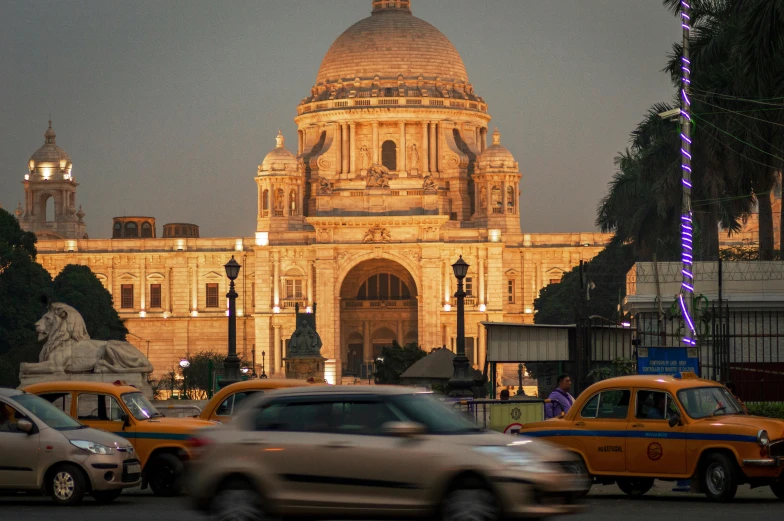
left=389, top=394, right=480, bottom=434
left=216, top=391, right=261, bottom=417
left=252, top=401, right=333, bottom=432
left=39, top=392, right=73, bottom=415
left=8, top=394, right=83, bottom=431
left=121, top=392, right=161, bottom=420
left=677, top=386, right=743, bottom=419
left=332, top=401, right=402, bottom=434
left=0, top=401, right=25, bottom=433
left=636, top=390, right=679, bottom=420
left=581, top=390, right=630, bottom=419
left=77, top=393, right=124, bottom=421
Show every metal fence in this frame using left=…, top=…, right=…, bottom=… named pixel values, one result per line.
left=634, top=306, right=784, bottom=402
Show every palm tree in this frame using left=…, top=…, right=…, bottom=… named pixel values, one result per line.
left=663, top=0, right=784, bottom=259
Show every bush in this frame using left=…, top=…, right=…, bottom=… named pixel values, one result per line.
left=746, top=402, right=784, bottom=419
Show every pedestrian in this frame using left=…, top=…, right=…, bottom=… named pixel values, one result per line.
left=499, top=389, right=510, bottom=401
left=725, top=381, right=749, bottom=414
left=544, top=374, right=574, bottom=419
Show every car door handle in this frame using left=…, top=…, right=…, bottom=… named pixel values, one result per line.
left=239, top=439, right=267, bottom=446
left=323, top=442, right=352, bottom=449
left=574, top=422, right=586, bottom=427
left=631, top=424, right=644, bottom=428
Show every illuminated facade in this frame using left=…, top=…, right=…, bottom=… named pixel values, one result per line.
left=26, top=1, right=611, bottom=383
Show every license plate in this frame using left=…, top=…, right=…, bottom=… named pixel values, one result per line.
left=126, top=463, right=141, bottom=474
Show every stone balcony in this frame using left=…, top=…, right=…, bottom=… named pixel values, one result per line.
left=297, top=96, right=488, bottom=116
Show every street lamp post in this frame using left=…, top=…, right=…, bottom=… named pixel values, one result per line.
left=448, top=256, right=474, bottom=397
left=260, top=351, right=268, bottom=379
left=220, top=256, right=242, bottom=388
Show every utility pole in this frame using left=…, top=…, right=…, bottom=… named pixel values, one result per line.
left=679, top=0, right=697, bottom=347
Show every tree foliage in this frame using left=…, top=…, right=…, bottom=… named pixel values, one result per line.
left=373, top=341, right=427, bottom=385
left=52, top=264, right=128, bottom=341
left=534, top=243, right=636, bottom=325
left=180, top=351, right=225, bottom=400
left=0, top=209, right=52, bottom=386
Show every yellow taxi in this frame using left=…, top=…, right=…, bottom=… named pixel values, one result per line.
left=200, top=378, right=319, bottom=423
left=25, top=381, right=214, bottom=497
left=520, top=373, right=784, bottom=502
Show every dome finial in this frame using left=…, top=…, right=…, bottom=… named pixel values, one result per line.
left=275, top=130, right=284, bottom=149
left=372, top=0, right=411, bottom=14
left=492, top=127, right=501, bottom=146
left=44, top=119, right=56, bottom=144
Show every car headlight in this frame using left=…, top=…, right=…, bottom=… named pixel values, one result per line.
left=758, top=430, right=770, bottom=447
left=473, top=446, right=556, bottom=474
left=70, top=440, right=116, bottom=455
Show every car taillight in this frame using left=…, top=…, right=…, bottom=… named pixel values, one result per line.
left=187, top=436, right=213, bottom=458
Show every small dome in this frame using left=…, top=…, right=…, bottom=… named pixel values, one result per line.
left=258, top=131, right=298, bottom=174
left=315, top=1, right=468, bottom=86
left=28, top=121, right=73, bottom=178
left=477, top=128, right=518, bottom=170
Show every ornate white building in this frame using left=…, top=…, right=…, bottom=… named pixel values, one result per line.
left=23, top=0, right=611, bottom=383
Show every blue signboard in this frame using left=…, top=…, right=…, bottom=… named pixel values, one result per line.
left=637, top=347, right=699, bottom=376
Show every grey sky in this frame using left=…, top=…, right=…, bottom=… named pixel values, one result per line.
left=0, top=0, right=680, bottom=238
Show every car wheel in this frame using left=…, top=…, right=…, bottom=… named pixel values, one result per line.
left=770, top=480, right=784, bottom=500
left=49, top=463, right=87, bottom=506
left=442, top=480, right=500, bottom=521
left=564, top=457, right=592, bottom=499
left=701, top=453, right=738, bottom=502
left=616, top=478, right=654, bottom=497
left=92, top=488, right=123, bottom=504
left=211, top=479, right=265, bottom=521
left=147, top=453, right=185, bottom=497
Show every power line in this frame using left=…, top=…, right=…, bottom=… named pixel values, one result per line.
left=689, top=87, right=784, bottom=107
left=692, top=113, right=784, bottom=163
left=692, top=94, right=784, bottom=130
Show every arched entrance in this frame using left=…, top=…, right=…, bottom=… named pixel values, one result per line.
left=339, top=258, right=418, bottom=380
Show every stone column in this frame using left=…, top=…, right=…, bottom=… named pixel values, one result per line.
left=421, top=121, right=429, bottom=174
left=444, top=324, right=452, bottom=351
left=419, top=256, right=443, bottom=351
left=273, top=253, right=280, bottom=309
left=274, top=324, right=282, bottom=373
left=341, top=123, right=349, bottom=177
left=501, top=181, right=507, bottom=214
left=429, top=122, right=437, bottom=174
left=298, top=130, right=304, bottom=156
left=478, top=256, right=485, bottom=308
left=335, top=124, right=343, bottom=177
left=486, top=180, right=492, bottom=216
left=477, top=322, right=486, bottom=370
left=443, top=259, right=451, bottom=306
left=349, top=123, right=356, bottom=175
left=363, top=320, right=371, bottom=362
left=140, top=257, right=146, bottom=312
left=480, top=128, right=487, bottom=153
left=399, top=121, right=406, bottom=173
left=307, top=261, right=314, bottom=307
left=372, top=121, right=379, bottom=164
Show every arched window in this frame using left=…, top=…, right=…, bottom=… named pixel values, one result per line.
left=275, top=189, right=285, bottom=212
left=356, top=273, right=411, bottom=300
left=262, top=189, right=269, bottom=216
left=507, top=186, right=515, bottom=213
left=491, top=186, right=501, bottom=213
left=141, top=221, right=153, bottom=238
left=289, top=190, right=298, bottom=216
left=113, top=222, right=122, bottom=238
left=381, top=140, right=397, bottom=171
left=45, top=196, right=55, bottom=222
left=125, top=221, right=138, bottom=237
left=479, top=186, right=487, bottom=209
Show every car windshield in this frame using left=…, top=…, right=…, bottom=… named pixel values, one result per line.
left=10, top=394, right=84, bottom=431
left=390, top=393, right=482, bottom=434
left=121, top=392, right=162, bottom=420
left=677, top=386, right=744, bottom=419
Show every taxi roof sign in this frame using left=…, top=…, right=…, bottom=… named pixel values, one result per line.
left=673, top=371, right=699, bottom=380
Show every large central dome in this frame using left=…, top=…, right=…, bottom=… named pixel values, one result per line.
left=316, top=1, right=469, bottom=86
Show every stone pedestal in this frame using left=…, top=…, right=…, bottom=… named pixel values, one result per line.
left=19, top=372, right=154, bottom=399
left=284, top=356, right=326, bottom=382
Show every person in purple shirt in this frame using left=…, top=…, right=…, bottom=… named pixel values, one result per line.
left=544, top=374, right=574, bottom=419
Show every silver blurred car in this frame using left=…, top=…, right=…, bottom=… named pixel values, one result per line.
left=187, top=386, right=589, bottom=521
left=0, top=388, right=141, bottom=505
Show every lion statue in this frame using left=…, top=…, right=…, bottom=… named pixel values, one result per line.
left=19, top=303, right=154, bottom=375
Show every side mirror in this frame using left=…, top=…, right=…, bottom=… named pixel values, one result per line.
left=668, top=414, right=682, bottom=428
left=382, top=421, right=426, bottom=438
left=120, top=413, right=130, bottom=429
left=17, top=419, right=34, bottom=435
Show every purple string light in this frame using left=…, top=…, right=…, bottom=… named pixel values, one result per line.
left=680, top=0, right=696, bottom=346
